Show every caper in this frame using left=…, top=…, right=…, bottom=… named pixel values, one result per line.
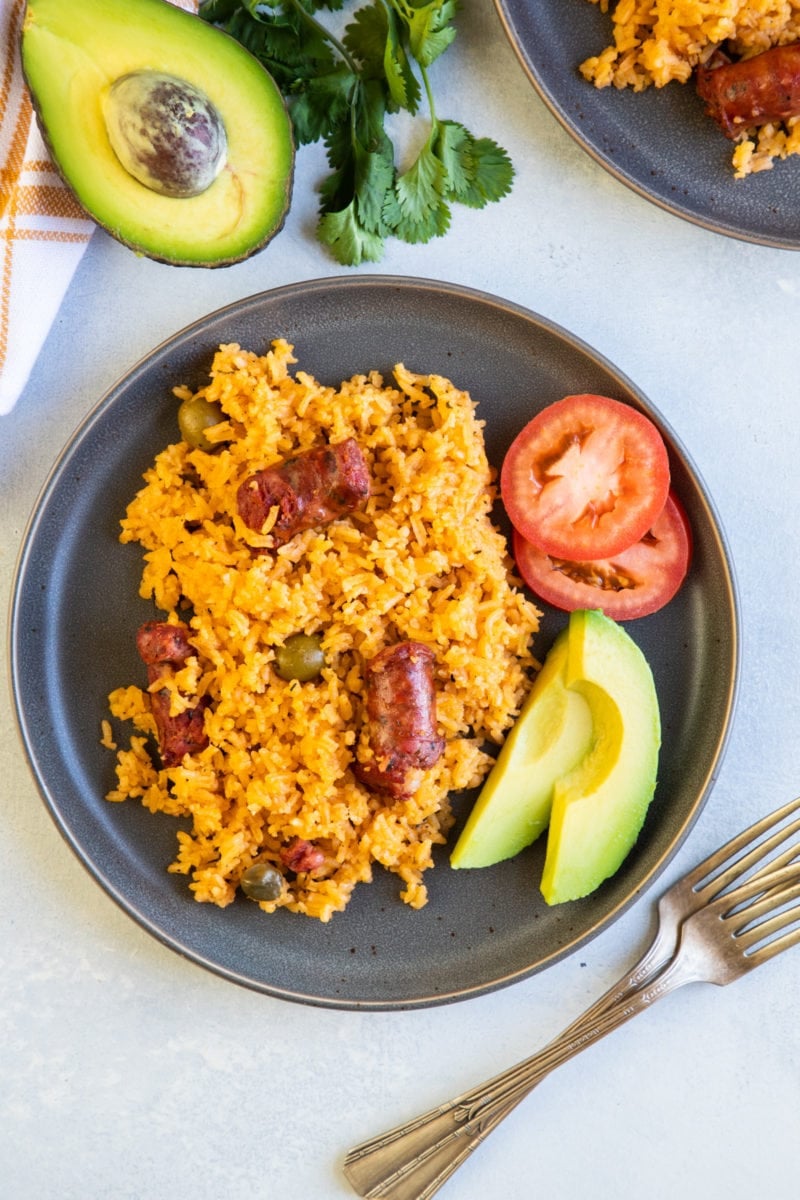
left=240, top=863, right=284, bottom=902
left=275, top=633, right=326, bottom=682
left=178, top=394, right=225, bottom=451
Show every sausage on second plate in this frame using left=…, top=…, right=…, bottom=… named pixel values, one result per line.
left=696, top=43, right=800, bottom=138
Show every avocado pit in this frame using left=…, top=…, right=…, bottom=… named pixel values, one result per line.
left=104, top=69, right=227, bottom=198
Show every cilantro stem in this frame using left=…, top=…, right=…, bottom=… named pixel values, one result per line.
left=418, top=59, right=437, bottom=131
left=283, top=0, right=361, bottom=75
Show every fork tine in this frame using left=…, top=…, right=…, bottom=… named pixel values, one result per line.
left=693, top=795, right=800, bottom=899
left=696, top=858, right=800, bottom=959
left=740, top=897, right=800, bottom=947
left=730, top=878, right=800, bottom=952
left=745, top=924, right=800, bottom=968
left=716, top=859, right=800, bottom=917
left=556, top=798, right=800, bottom=1038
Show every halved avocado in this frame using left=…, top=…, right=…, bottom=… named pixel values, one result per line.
left=21, top=0, right=295, bottom=267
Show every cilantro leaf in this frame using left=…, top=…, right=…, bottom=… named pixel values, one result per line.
left=289, top=66, right=357, bottom=144
left=342, top=1, right=387, bottom=74
left=201, top=2, right=336, bottom=87
left=388, top=139, right=451, bottom=243
left=354, top=133, right=396, bottom=232
left=302, top=0, right=348, bottom=11
left=460, top=135, right=515, bottom=206
left=320, top=80, right=395, bottom=244
left=319, top=121, right=358, bottom=216
left=388, top=0, right=458, bottom=67
left=318, top=202, right=385, bottom=265
left=435, top=120, right=515, bottom=207
left=343, top=4, right=421, bottom=113
left=433, top=119, right=473, bottom=198
left=353, top=76, right=391, bottom=151
left=384, top=10, right=422, bottom=114
left=198, top=0, right=241, bottom=21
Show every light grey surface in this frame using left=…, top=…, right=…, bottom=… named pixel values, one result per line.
left=2, top=3, right=799, bottom=1197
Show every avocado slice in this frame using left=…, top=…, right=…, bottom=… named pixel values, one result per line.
left=21, top=0, right=295, bottom=267
left=450, top=630, right=594, bottom=869
left=540, top=609, right=661, bottom=904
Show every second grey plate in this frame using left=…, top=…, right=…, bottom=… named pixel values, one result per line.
left=495, top=0, right=800, bottom=248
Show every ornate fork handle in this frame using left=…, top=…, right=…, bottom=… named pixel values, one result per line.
left=343, top=882, right=686, bottom=1200
left=343, top=962, right=682, bottom=1200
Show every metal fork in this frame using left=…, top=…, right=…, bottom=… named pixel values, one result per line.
left=343, top=795, right=800, bottom=1200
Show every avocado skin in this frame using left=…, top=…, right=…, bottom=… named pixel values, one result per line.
left=21, top=0, right=295, bottom=268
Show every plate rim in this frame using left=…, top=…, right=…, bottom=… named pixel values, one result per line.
left=8, top=274, right=742, bottom=1009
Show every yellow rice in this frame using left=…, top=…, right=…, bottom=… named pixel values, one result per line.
left=581, top=0, right=800, bottom=176
left=104, top=340, right=541, bottom=922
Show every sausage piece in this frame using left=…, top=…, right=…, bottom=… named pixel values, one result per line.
left=696, top=43, right=800, bottom=138
left=354, top=641, right=445, bottom=799
left=236, top=437, right=370, bottom=546
left=136, top=620, right=209, bottom=767
left=280, top=837, right=325, bottom=873
left=136, top=621, right=195, bottom=668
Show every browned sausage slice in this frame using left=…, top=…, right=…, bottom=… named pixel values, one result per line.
left=236, top=437, right=370, bottom=545
left=280, top=837, right=325, bottom=873
left=136, top=620, right=195, bottom=667
left=136, top=620, right=209, bottom=767
left=696, top=43, right=800, bottom=138
left=355, top=641, right=445, bottom=799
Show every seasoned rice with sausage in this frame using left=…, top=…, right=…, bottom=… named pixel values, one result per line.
left=103, top=340, right=540, bottom=922
left=581, top=0, right=800, bottom=176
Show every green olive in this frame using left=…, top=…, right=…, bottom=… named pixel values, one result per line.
left=240, top=863, right=284, bottom=902
left=275, top=633, right=326, bottom=682
left=178, top=394, right=225, bottom=451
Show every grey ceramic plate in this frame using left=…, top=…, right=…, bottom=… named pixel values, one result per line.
left=495, top=0, right=800, bottom=249
left=10, top=277, right=739, bottom=1009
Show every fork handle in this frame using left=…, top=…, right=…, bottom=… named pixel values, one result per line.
left=342, top=1005, right=639, bottom=1200
left=343, top=956, right=692, bottom=1200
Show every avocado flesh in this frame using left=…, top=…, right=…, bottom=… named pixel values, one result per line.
left=450, top=631, right=593, bottom=869
left=540, top=609, right=661, bottom=905
left=21, top=0, right=294, bottom=266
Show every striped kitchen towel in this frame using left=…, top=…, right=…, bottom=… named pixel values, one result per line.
left=0, top=0, right=95, bottom=415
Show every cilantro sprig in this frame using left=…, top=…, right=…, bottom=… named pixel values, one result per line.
left=199, top=0, right=514, bottom=265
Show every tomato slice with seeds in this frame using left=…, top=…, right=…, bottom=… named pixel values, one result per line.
left=512, top=492, right=692, bottom=621
left=500, top=394, right=671, bottom=561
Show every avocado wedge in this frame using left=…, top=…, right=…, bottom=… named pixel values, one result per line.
left=450, top=630, right=594, bottom=869
left=21, top=0, right=295, bottom=267
left=450, top=609, right=661, bottom=905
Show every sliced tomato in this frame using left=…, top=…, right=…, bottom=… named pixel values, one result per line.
left=500, top=394, right=671, bottom=560
left=512, top=492, right=692, bottom=621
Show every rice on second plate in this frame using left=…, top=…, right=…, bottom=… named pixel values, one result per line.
left=103, top=340, right=541, bottom=922
left=581, top=0, right=800, bottom=176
